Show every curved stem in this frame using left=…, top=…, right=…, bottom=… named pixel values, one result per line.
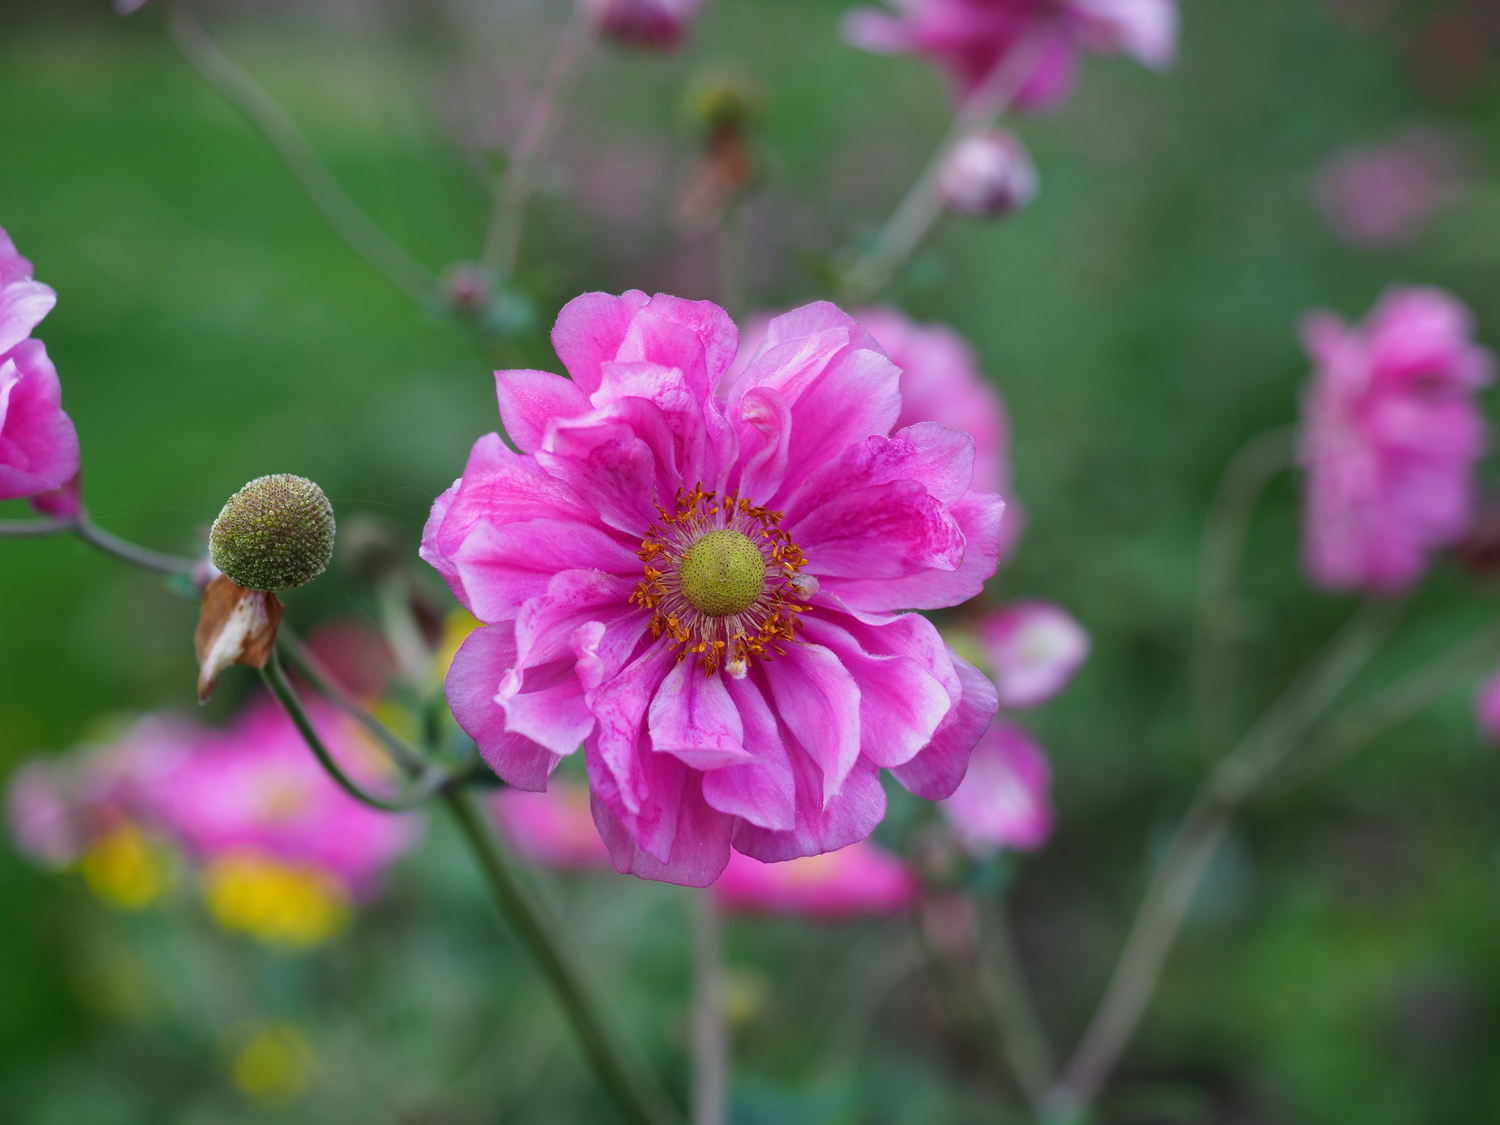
left=1194, top=427, right=1298, bottom=757
left=261, top=650, right=446, bottom=813
left=441, top=786, right=678, bottom=1125
left=692, top=893, right=728, bottom=1125
left=976, top=895, right=1054, bottom=1111
left=0, top=516, right=72, bottom=537
left=75, top=513, right=200, bottom=575
left=1046, top=598, right=1401, bottom=1117
left=839, top=32, right=1045, bottom=304
left=482, top=5, right=598, bottom=274
left=277, top=630, right=431, bottom=777
left=166, top=0, right=434, bottom=304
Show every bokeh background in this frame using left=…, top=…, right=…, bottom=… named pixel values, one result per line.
left=4, top=0, right=1500, bottom=1120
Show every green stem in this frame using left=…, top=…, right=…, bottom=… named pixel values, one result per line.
left=166, top=0, right=434, bottom=304
left=441, top=786, right=678, bottom=1125
left=692, top=893, right=727, bottom=1125
left=839, top=32, right=1046, bottom=304
left=260, top=650, right=444, bottom=812
left=976, top=895, right=1055, bottom=1111
left=1046, top=598, right=1401, bottom=1117
left=1193, top=427, right=1297, bottom=757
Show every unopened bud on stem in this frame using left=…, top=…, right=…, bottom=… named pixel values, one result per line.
left=938, top=130, right=1039, bottom=220
left=210, top=475, right=336, bottom=592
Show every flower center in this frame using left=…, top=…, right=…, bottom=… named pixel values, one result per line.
left=679, top=529, right=766, bottom=617
left=631, top=485, right=814, bottom=676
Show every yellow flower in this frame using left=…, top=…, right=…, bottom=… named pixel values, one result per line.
left=202, top=853, right=351, bottom=948
left=231, top=1022, right=313, bottom=1108
left=79, top=822, right=171, bottom=910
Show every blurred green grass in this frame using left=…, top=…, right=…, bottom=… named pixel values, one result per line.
left=4, top=0, right=1500, bottom=1120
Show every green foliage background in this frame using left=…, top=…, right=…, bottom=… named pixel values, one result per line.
left=3, top=0, right=1500, bottom=1120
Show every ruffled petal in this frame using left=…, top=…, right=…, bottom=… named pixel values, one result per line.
left=590, top=765, right=733, bottom=887
left=793, top=478, right=965, bottom=579
left=494, top=369, right=592, bottom=453
left=551, top=289, right=651, bottom=394
left=648, top=661, right=752, bottom=770
left=762, top=644, right=861, bottom=807
left=452, top=519, right=639, bottom=622
left=891, top=649, right=998, bottom=800
left=731, top=750, right=886, bottom=862
left=700, top=674, right=796, bottom=831
left=445, top=624, right=561, bottom=791
left=0, top=341, right=79, bottom=502
left=0, top=279, right=55, bottom=358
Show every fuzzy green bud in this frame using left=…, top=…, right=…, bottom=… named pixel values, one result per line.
left=210, top=475, right=336, bottom=592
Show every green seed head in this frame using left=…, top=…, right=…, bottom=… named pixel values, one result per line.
left=679, top=528, right=766, bottom=618
left=210, top=474, right=336, bottom=591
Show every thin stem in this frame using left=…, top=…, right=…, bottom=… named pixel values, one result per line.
left=1194, top=427, right=1298, bottom=756
left=276, top=631, right=432, bottom=777
left=976, top=895, right=1055, bottom=1111
left=692, top=893, right=728, bottom=1125
left=1282, top=618, right=1500, bottom=787
left=0, top=516, right=72, bottom=537
left=166, top=0, right=434, bottom=304
left=441, top=786, right=677, bottom=1125
left=839, top=33, right=1046, bottom=304
left=1047, top=598, right=1401, bottom=1117
left=482, top=4, right=598, bottom=274
left=74, top=513, right=200, bottom=574
left=261, top=650, right=444, bottom=813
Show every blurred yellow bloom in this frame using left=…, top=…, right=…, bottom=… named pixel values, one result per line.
left=202, top=853, right=351, bottom=947
left=79, top=822, right=170, bottom=910
left=231, top=1022, right=312, bottom=1108
left=434, top=608, right=480, bottom=688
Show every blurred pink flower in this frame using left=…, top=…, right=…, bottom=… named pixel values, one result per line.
left=425, top=291, right=1002, bottom=887
left=712, top=839, right=918, bottom=918
left=6, top=715, right=195, bottom=868
left=584, top=0, right=707, bottom=49
left=977, top=598, right=1088, bottom=708
left=939, top=129, right=1039, bottom=218
left=842, top=0, right=1177, bottom=112
left=490, top=780, right=614, bottom=870
left=152, top=696, right=423, bottom=898
left=0, top=224, right=78, bottom=504
left=940, top=718, right=1053, bottom=853
left=1475, top=663, right=1500, bottom=745
left=1300, top=286, right=1492, bottom=594
left=1314, top=127, right=1466, bottom=251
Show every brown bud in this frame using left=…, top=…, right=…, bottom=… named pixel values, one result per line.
left=194, top=574, right=284, bottom=703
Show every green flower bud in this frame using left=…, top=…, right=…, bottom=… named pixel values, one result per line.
left=210, top=475, right=336, bottom=592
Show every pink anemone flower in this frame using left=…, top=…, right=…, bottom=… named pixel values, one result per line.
left=584, top=0, right=707, bottom=49
left=976, top=598, right=1089, bottom=708
left=1299, top=286, right=1493, bottom=594
left=712, top=840, right=918, bottom=919
left=151, top=696, right=423, bottom=898
left=0, top=225, right=78, bottom=503
left=426, top=291, right=1004, bottom=887
left=940, top=718, right=1053, bottom=853
left=842, top=0, right=1177, bottom=112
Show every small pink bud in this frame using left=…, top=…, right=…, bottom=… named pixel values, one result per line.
left=440, top=262, right=494, bottom=319
left=939, top=130, right=1039, bottom=220
left=583, top=0, right=707, bottom=50
left=977, top=599, right=1090, bottom=710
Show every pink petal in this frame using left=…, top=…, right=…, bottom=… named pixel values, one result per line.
left=762, top=644, right=862, bottom=807
left=445, top=623, right=562, bottom=790
left=891, top=649, right=998, bottom=800
left=590, top=767, right=733, bottom=887
left=0, top=279, right=55, bottom=357
left=648, top=662, right=752, bottom=770
left=494, top=369, right=592, bottom=453
left=551, top=289, right=652, bottom=394
left=701, top=674, right=797, bottom=831
left=0, top=341, right=80, bottom=502
left=452, top=519, right=639, bottom=623
left=731, top=750, right=886, bottom=863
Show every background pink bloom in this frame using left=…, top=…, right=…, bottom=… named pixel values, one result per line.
left=584, top=0, right=707, bottom=49
left=841, top=0, right=1177, bottom=111
left=1299, top=286, right=1492, bottom=594
left=7, top=759, right=81, bottom=868
left=976, top=598, right=1089, bottom=708
left=1475, top=664, right=1500, bottom=745
left=0, top=224, right=78, bottom=503
left=151, top=696, right=423, bottom=898
left=711, top=840, right=918, bottom=919
left=940, top=718, right=1053, bottom=853
left=426, top=291, right=1003, bottom=887
left=490, top=780, right=614, bottom=870
left=1314, top=127, right=1467, bottom=251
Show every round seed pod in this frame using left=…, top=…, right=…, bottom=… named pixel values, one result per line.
left=209, top=475, right=336, bottom=591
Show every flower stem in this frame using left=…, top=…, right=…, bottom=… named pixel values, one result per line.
left=441, top=786, right=679, bottom=1125
left=482, top=4, right=599, bottom=275
left=165, top=0, right=434, bottom=305
left=0, top=511, right=200, bottom=574
left=260, top=649, right=447, bottom=812
left=1045, top=598, right=1401, bottom=1117
left=976, top=895, right=1055, bottom=1111
left=1193, top=427, right=1298, bottom=757
left=692, top=893, right=728, bottom=1125
left=839, top=33, right=1045, bottom=304
left=0, top=517, right=73, bottom=537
